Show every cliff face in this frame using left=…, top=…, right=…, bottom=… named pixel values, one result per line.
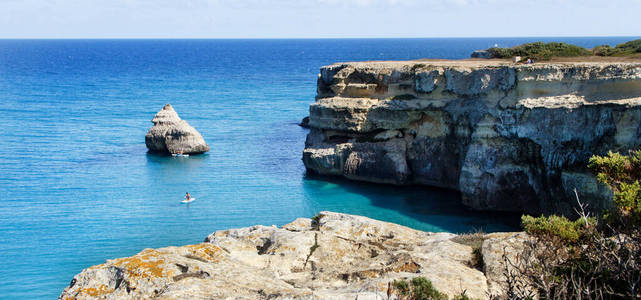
left=303, top=60, right=641, bottom=214
left=60, top=212, right=524, bottom=300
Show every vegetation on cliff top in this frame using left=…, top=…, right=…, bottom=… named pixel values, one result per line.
left=485, top=39, right=641, bottom=60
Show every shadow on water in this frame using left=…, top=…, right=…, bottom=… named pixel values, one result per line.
left=303, top=172, right=521, bottom=233
left=145, top=151, right=209, bottom=164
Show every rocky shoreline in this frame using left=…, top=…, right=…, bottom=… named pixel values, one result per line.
left=60, top=212, right=526, bottom=300
left=60, top=59, right=641, bottom=299
left=303, top=60, right=641, bottom=214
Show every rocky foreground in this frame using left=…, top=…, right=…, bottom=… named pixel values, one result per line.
left=303, top=60, right=641, bottom=214
left=60, top=212, right=526, bottom=299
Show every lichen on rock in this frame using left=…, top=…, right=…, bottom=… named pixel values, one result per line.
left=60, top=212, right=523, bottom=299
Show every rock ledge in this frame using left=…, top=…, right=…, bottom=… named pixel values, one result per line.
left=60, top=212, right=524, bottom=300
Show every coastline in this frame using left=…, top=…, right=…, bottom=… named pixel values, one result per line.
left=304, top=59, right=641, bottom=215
left=60, top=211, right=526, bottom=299
left=2, top=38, right=639, bottom=299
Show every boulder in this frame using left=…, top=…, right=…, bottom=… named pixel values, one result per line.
left=145, top=104, right=210, bottom=155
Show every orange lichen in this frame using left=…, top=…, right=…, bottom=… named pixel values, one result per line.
left=392, top=261, right=420, bottom=273
left=183, top=244, right=225, bottom=263
left=111, top=249, right=166, bottom=278
left=79, top=284, right=112, bottom=297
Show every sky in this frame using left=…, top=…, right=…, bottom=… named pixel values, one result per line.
left=1, top=0, right=640, bottom=38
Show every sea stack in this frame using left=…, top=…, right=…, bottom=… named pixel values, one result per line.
left=145, top=104, right=210, bottom=155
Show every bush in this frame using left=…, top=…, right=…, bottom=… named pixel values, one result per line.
left=591, top=39, right=641, bottom=56
left=612, top=39, right=641, bottom=55
left=487, top=39, right=641, bottom=60
left=411, top=277, right=447, bottom=300
left=392, top=279, right=410, bottom=296
left=588, top=150, right=641, bottom=227
left=521, top=215, right=595, bottom=243
left=504, top=149, right=641, bottom=299
left=592, top=45, right=615, bottom=56
left=487, top=42, right=591, bottom=60
left=391, top=277, right=448, bottom=300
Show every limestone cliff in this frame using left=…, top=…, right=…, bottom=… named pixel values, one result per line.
left=60, top=212, right=524, bottom=300
left=303, top=60, right=641, bottom=214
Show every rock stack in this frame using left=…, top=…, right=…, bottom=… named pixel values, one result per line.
left=145, top=104, right=210, bottom=155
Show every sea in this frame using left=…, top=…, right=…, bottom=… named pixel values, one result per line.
left=0, top=37, right=636, bottom=299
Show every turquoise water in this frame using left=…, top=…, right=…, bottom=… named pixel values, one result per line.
left=0, top=38, right=637, bottom=298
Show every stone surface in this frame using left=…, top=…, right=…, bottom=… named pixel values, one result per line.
left=145, top=104, right=210, bottom=154
left=60, top=212, right=521, bottom=300
left=481, top=232, right=531, bottom=297
left=303, top=60, right=641, bottom=214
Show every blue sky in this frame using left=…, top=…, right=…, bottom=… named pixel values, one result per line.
left=1, top=0, right=640, bottom=38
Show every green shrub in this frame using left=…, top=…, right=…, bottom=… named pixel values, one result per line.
left=506, top=148, right=641, bottom=299
left=589, top=150, right=641, bottom=226
left=590, top=39, right=641, bottom=56
left=311, top=213, right=321, bottom=230
left=612, top=39, right=641, bottom=55
left=487, top=47, right=514, bottom=59
left=411, top=277, right=448, bottom=300
left=392, top=279, right=410, bottom=296
left=487, top=42, right=591, bottom=60
left=521, top=215, right=595, bottom=243
left=392, top=277, right=448, bottom=300
left=488, top=39, right=641, bottom=59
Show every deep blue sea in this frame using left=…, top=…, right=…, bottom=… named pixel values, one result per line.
left=0, top=37, right=637, bottom=298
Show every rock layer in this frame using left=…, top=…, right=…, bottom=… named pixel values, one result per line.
left=303, top=60, right=641, bottom=214
left=145, top=104, right=210, bottom=154
left=60, top=212, right=521, bottom=300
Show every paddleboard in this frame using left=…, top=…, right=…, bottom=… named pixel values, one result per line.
left=172, top=153, right=190, bottom=157
left=181, top=198, right=196, bottom=204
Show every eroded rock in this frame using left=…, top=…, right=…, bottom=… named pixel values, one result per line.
left=60, top=212, right=523, bottom=299
left=145, top=104, right=210, bottom=155
left=303, top=60, right=641, bottom=214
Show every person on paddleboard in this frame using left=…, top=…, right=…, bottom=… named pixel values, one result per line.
left=185, top=192, right=191, bottom=201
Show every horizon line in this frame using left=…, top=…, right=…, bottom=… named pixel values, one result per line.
left=1, top=35, right=640, bottom=40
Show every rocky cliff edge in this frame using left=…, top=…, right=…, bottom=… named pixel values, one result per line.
left=60, top=212, right=526, bottom=300
left=303, top=60, right=641, bottom=214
